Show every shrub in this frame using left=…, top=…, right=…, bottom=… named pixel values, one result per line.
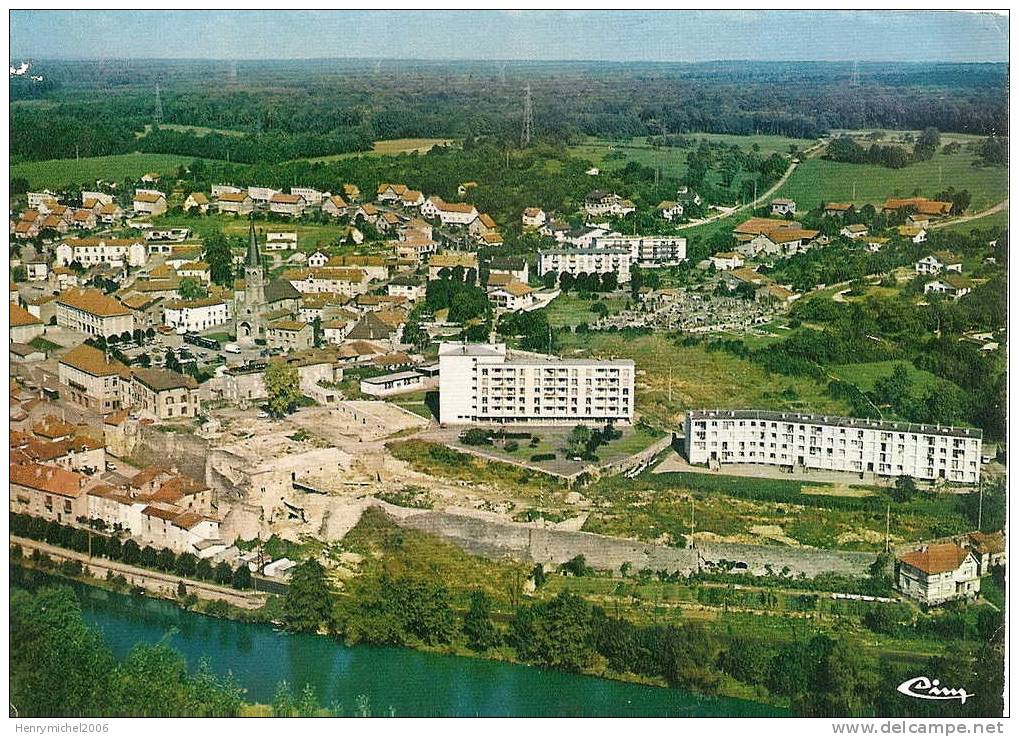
left=530, top=453, right=556, bottom=462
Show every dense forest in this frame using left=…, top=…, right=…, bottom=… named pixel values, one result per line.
left=10, top=59, right=1008, bottom=165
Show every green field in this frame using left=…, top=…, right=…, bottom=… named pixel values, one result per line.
left=772, top=149, right=1007, bottom=212
left=828, top=360, right=943, bottom=394
left=150, top=212, right=366, bottom=252
left=295, top=138, right=456, bottom=164
left=938, top=207, right=1009, bottom=235
left=11, top=152, right=208, bottom=190
left=571, top=133, right=812, bottom=181
left=544, top=293, right=631, bottom=328
left=555, top=332, right=850, bottom=426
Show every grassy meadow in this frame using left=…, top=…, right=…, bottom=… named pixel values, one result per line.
left=772, top=149, right=1007, bottom=212
left=11, top=152, right=207, bottom=190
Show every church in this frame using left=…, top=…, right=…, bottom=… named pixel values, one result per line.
left=234, top=220, right=301, bottom=347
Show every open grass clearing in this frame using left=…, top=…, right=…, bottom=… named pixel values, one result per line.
left=295, top=138, right=456, bottom=163
left=772, top=149, right=1006, bottom=212
left=11, top=152, right=214, bottom=190
left=556, top=332, right=850, bottom=426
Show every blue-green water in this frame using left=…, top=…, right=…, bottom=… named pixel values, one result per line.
left=16, top=572, right=784, bottom=717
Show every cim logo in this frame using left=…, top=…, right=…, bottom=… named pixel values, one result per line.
left=897, top=677, right=973, bottom=705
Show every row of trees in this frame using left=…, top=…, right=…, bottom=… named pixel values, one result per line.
left=282, top=554, right=1003, bottom=717
left=11, top=513, right=254, bottom=590
left=824, top=129, right=942, bottom=169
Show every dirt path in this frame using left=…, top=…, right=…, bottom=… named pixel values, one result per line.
left=674, top=139, right=827, bottom=231
left=929, top=198, right=1008, bottom=230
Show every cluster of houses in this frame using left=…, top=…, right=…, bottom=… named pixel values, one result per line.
left=12, top=190, right=136, bottom=240
left=10, top=373, right=226, bottom=558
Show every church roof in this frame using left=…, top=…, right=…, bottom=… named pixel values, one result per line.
left=265, top=278, right=301, bottom=303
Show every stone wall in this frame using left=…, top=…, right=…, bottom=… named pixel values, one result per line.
left=391, top=507, right=878, bottom=578
left=107, top=420, right=210, bottom=481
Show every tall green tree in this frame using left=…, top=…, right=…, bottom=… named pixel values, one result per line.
left=283, top=559, right=333, bottom=633
left=263, top=359, right=302, bottom=418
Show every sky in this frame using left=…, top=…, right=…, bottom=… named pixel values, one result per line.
left=9, top=10, right=1009, bottom=63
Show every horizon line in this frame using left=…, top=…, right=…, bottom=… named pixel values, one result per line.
left=11, top=56, right=1009, bottom=65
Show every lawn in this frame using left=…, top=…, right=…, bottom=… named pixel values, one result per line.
left=295, top=138, right=455, bottom=163
left=544, top=292, right=631, bottom=328
left=150, top=212, right=362, bottom=252
left=456, top=424, right=665, bottom=477
left=772, top=149, right=1007, bottom=212
left=828, top=360, right=943, bottom=394
left=11, top=152, right=212, bottom=190
left=555, top=332, right=851, bottom=427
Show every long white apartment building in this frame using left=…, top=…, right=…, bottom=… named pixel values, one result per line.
left=538, top=246, right=632, bottom=283
left=684, top=409, right=982, bottom=484
left=593, top=235, right=688, bottom=266
left=439, top=342, right=635, bottom=425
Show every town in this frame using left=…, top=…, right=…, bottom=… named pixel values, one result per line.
left=8, top=37, right=1008, bottom=720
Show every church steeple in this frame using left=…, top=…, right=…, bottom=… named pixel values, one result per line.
left=246, top=218, right=261, bottom=268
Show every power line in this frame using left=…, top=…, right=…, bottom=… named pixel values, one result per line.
left=521, top=84, right=533, bottom=147
left=154, top=83, right=163, bottom=126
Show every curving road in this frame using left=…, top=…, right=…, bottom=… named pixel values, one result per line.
left=929, top=198, right=1008, bottom=230
left=674, top=138, right=828, bottom=231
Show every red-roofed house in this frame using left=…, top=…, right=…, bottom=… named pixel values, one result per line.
left=897, top=543, right=980, bottom=605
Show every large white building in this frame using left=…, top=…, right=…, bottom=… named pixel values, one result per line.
left=684, top=409, right=982, bottom=484
left=438, top=342, right=635, bottom=426
left=163, top=297, right=233, bottom=333
left=538, top=246, right=633, bottom=283
left=55, top=237, right=147, bottom=269
left=593, top=235, right=687, bottom=266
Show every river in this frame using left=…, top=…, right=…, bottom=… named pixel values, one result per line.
left=13, top=569, right=784, bottom=717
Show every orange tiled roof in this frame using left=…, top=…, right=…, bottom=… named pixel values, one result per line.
left=56, top=288, right=130, bottom=317
left=58, top=344, right=130, bottom=378
left=10, top=303, right=42, bottom=327
left=898, top=543, right=971, bottom=575
left=10, top=462, right=86, bottom=498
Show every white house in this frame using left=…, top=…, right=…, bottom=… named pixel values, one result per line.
left=897, top=543, right=980, bottom=606
left=488, top=281, right=535, bottom=312
left=522, top=207, right=547, bottom=228
left=163, top=297, right=232, bottom=332
left=308, top=250, right=330, bottom=268
left=924, top=275, right=973, bottom=300
left=710, top=251, right=744, bottom=271
left=133, top=191, right=167, bottom=216
left=248, top=186, right=278, bottom=204
left=291, top=187, right=326, bottom=206
left=657, top=201, right=684, bottom=221
left=770, top=198, right=796, bottom=216
left=584, top=191, right=635, bottom=218
left=915, top=252, right=963, bottom=275
left=55, top=237, right=147, bottom=268
left=840, top=223, right=869, bottom=239
left=264, top=231, right=299, bottom=251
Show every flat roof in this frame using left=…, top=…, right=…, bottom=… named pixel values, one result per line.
left=361, top=370, right=424, bottom=385
left=687, top=409, right=982, bottom=439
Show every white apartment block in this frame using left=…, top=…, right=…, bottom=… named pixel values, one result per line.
left=684, top=409, right=982, bottom=484
left=163, top=298, right=232, bottom=333
left=593, top=235, right=687, bottom=266
left=438, top=342, right=635, bottom=426
left=538, top=247, right=633, bottom=283
left=55, top=238, right=147, bottom=268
